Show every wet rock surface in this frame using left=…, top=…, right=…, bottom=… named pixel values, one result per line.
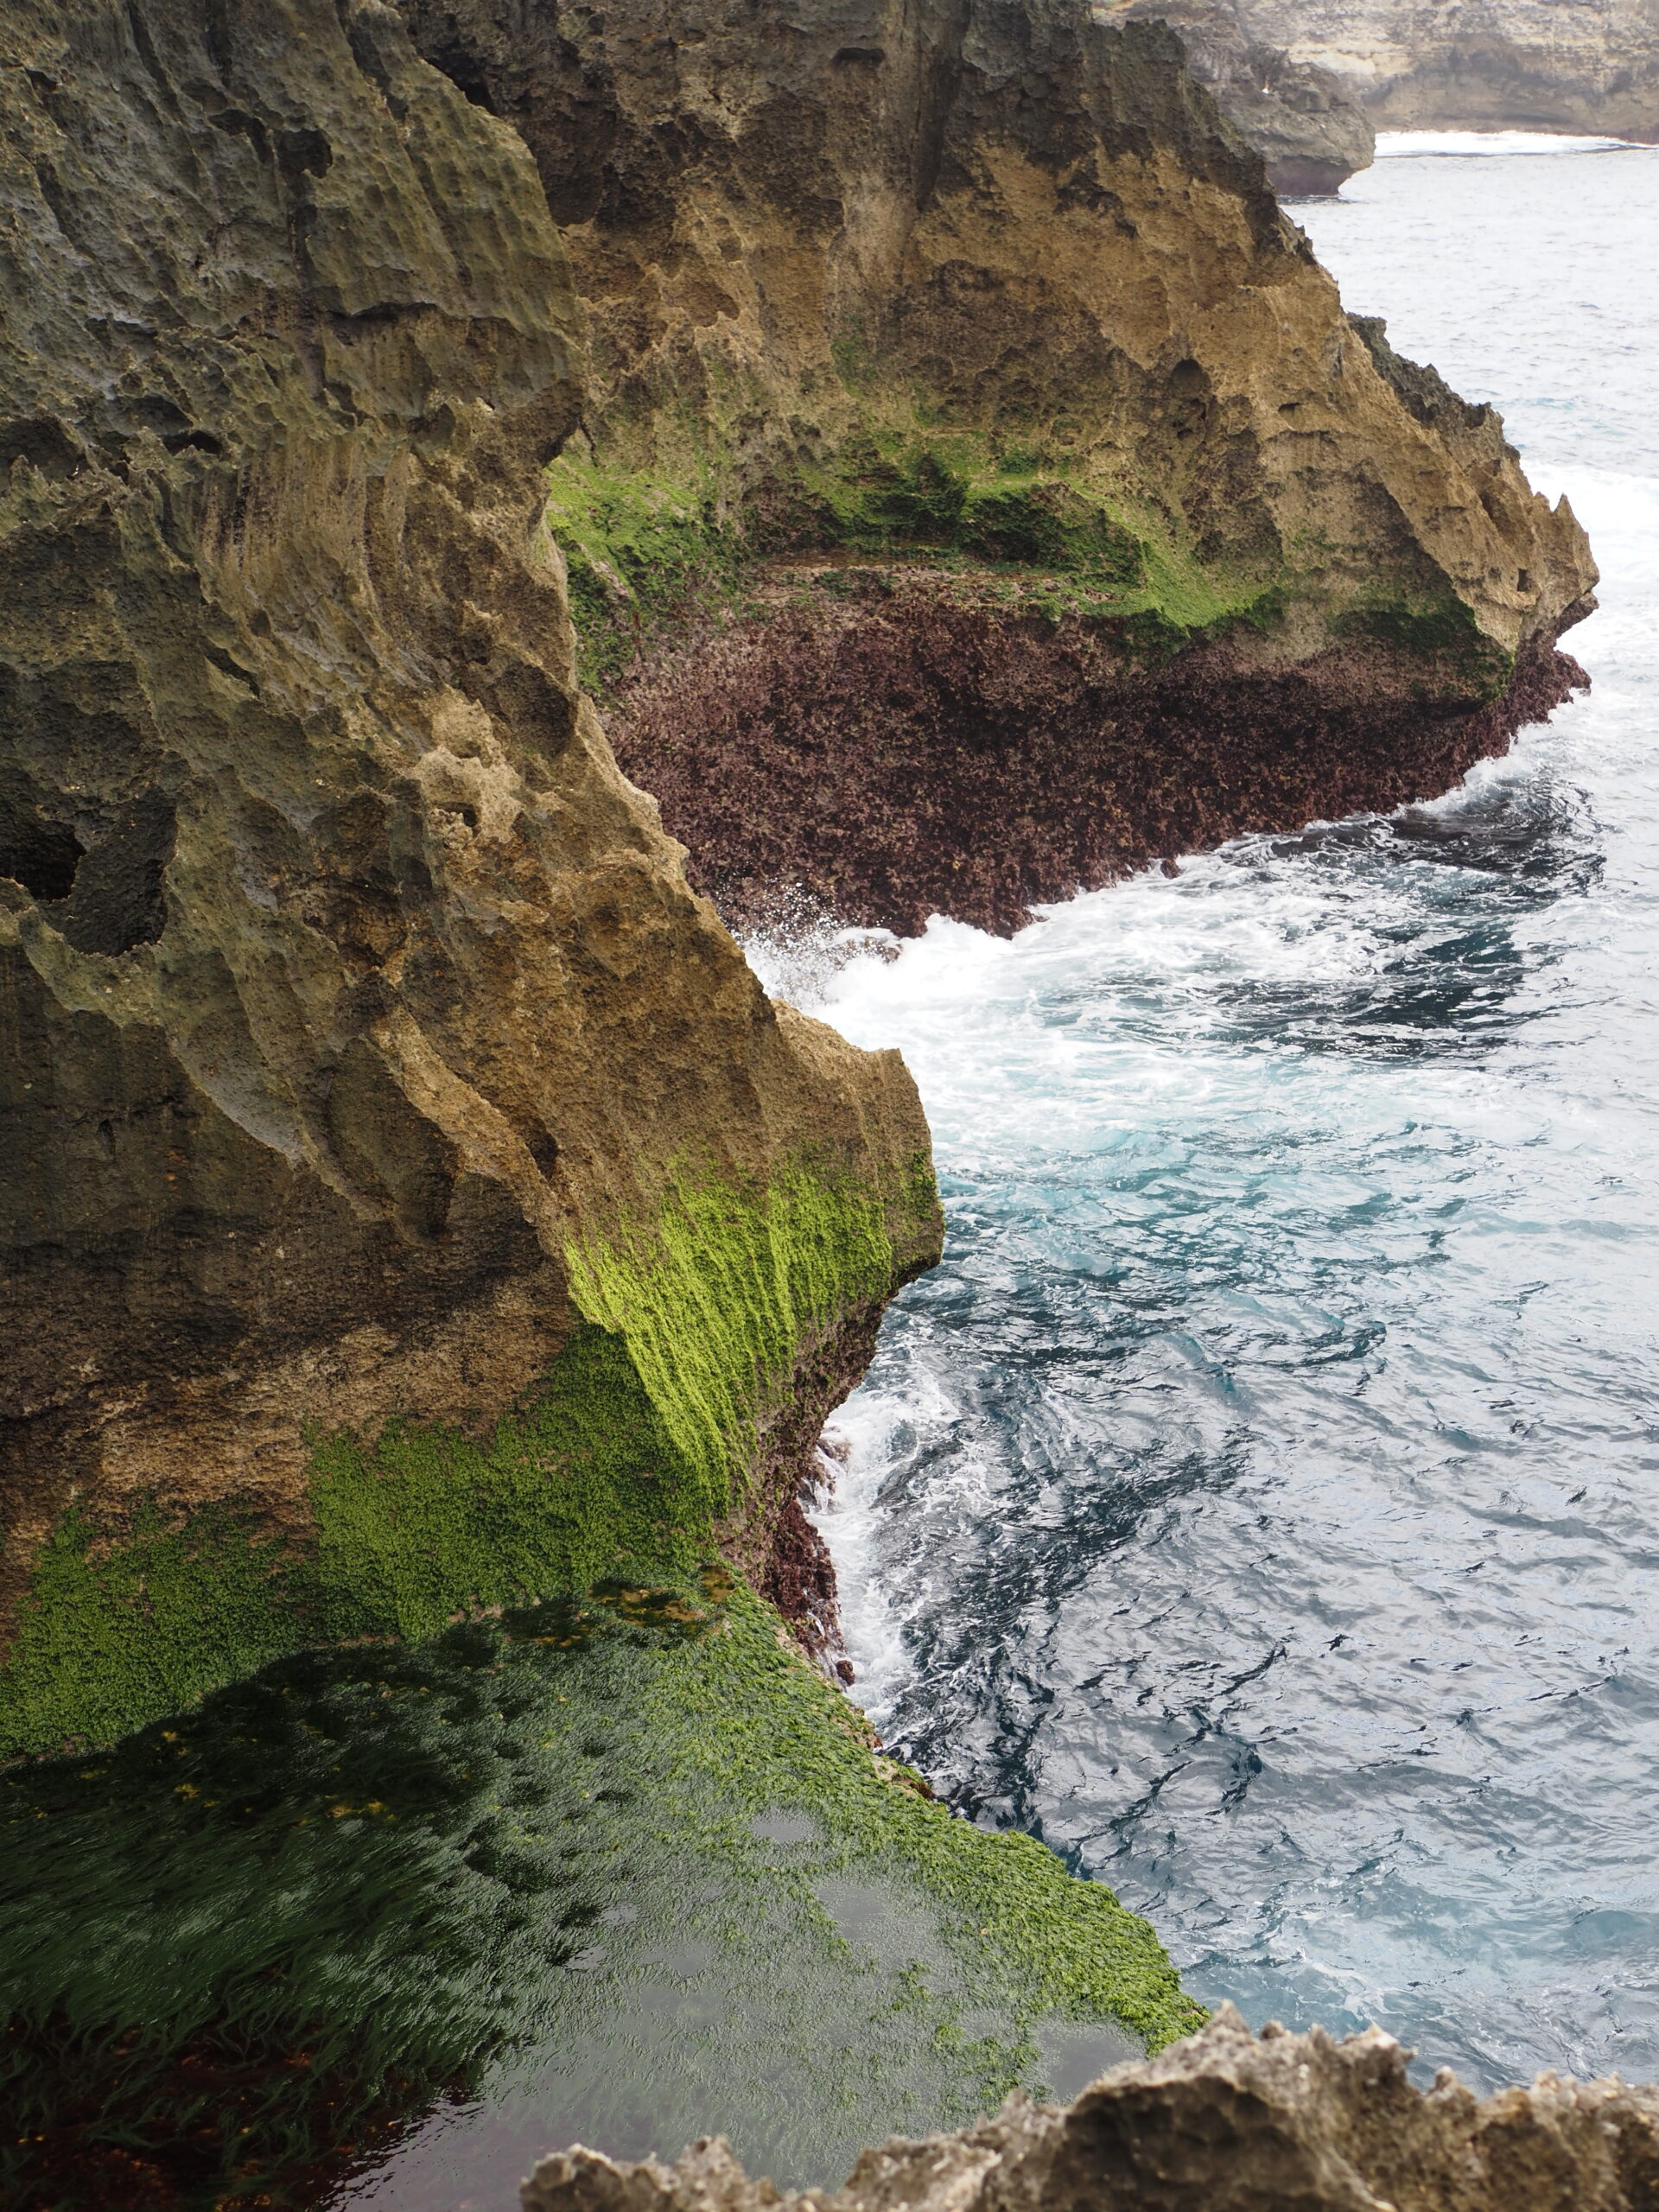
left=606, top=574, right=1586, bottom=938
left=2, top=1583, right=1195, bottom=2207
left=522, top=2005, right=1659, bottom=2212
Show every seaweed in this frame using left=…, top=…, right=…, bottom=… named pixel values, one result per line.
left=1, top=1582, right=1204, bottom=2208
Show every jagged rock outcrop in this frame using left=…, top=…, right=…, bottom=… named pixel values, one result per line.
left=404, top=0, right=1594, bottom=940
left=522, top=2005, right=1659, bottom=2212
left=0, top=0, right=938, bottom=1754
left=1098, top=0, right=1376, bottom=193
left=1234, top=0, right=1659, bottom=141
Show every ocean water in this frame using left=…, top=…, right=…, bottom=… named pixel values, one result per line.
left=778, top=140, right=1659, bottom=2092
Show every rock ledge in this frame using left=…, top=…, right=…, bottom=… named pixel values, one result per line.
left=523, top=2004, right=1659, bottom=2212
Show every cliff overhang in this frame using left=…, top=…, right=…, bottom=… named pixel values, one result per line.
left=403, top=0, right=1596, bottom=943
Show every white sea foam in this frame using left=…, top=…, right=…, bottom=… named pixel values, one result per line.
left=795, top=143, right=1659, bottom=2092
left=1375, top=130, right=1641, bottom=158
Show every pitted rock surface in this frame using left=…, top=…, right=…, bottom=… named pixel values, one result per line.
left=521, top=2005, right=1659, bottom=2212
left=405, top=0, right=1596, bottom=939
left=1233, top=0, right=1659, bottom=140
left=0, top=0, right=934, bottom=1627
left=1098, top=0, right=1376, bottom=194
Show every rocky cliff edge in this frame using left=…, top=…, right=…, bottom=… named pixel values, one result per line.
left=0, top=0, right=938, bottom=1756
left=405, top=0, right=1595, bottom=938
left=1235, top=0, right=1659, bottom=142
left=524, top=2004, right=1659, bottom=2212
left=1099, top=0, right=1376, bottom=194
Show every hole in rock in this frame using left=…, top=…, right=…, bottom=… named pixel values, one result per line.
left=425, top=42, right=498, bottom=110
left=0, top=813, right=82, bottom=901
left=48, top=788, right=175, bottom=955
left=0, top=415, right=81, bottom=479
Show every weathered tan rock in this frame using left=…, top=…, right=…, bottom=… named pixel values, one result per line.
left=520, top=2005, right=1659, bottom=2212
left=1233, top=0, right=1659, bottom=141
left=1098, top=0, right=1376, bottom=194
left=405, top=0, right=1595, bottom=939
left=0, top=0, right=936, bottom=1745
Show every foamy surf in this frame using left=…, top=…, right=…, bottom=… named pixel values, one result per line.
left=1376, top=130, right=1643, bottom=157
left=792, top=141, right=1659, bottom=2096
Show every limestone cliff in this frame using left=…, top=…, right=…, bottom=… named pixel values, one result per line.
left=524, top=2005, right=1659, bottom=2212
left=403, top=0, right=1595, bottom=941
left=1233, top=0, right=1659, bottom=141
left=0, top=0, right=938, bottom=1756
left=1097, top=0, right=1376, bottom=194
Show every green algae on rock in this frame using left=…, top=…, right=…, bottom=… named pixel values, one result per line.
left=0, top=1142, right=937, bottom=1757
left=564, top=1160, right=938, bottom=1506
left=0, top=1583, right=1202, bottom=2208
left=0, top=0, right=937, bottom=1738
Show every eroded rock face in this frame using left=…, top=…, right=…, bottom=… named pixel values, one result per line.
left=521, top=2004, right=1659, bottom=2212
left=0, top=0, right=937, bottom=1751
left=1234, top=0, right=1659, bottom=141
left=404, top=0, right=1595, bottom=940
left=1098, top=0, right=1376, bottom=194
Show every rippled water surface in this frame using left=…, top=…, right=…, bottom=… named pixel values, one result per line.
left=785, top=142, right=1659, bottom=2090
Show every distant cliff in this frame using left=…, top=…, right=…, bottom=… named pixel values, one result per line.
left=1234, top=0, right=1659, bottom=140
left=1098, top=0, right=1376, bottom=192
left=404, top=0, right=1595, bottom=942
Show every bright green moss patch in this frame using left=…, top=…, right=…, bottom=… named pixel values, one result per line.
left=0, top=1503, right=307, bottom=1764
left=1, top=1578, right=1203, bottom=2206
left=0, top=1324, right=697, bottom=1760
left=1, top=1160, right=932, bottom=1760
left=306, top=1322, right=715, bottom=1643
left=648, top=1582, right=1206, bottom=2054
left=565, top=1160, right=912, bottom=1504
left=548, top=423, right=1288, bottom=692
left=545, top=450, right=747, bottom=690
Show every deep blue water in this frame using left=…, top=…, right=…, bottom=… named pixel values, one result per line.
left=772, top=139, right=1659, bottom=2092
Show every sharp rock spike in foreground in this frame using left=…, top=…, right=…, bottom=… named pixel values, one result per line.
left=522, top=2005, right=1659, bottom=2212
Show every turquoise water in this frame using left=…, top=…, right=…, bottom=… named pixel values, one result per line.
left=791, top=140, right=1659, bottom=2092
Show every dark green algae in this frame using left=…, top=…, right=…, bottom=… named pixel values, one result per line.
left=2, top=1578, right=1203, bottom=2210
left=545, top=430, right=1294, bottom=702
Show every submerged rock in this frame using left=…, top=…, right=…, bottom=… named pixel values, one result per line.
left=405, top=0, right=1595, bottom=942
left=523, top=2004, right=1659, bottom=2212
left=1099, top=0, right=1376, bottom=194
left=1233, top=0, right=1659, bottom=141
